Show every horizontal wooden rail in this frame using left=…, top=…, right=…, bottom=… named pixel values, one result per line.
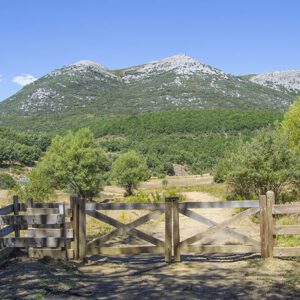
left=18, top=203, right=71, bottom=211
left=85, top=202, right=165, bottom=211
left=26, top=207, right=72, bottom=217
left=0, top=214, right=64, bottom=225
left=88, top=245, right=164, bottom=255
left=273, top=225, right=300, bottom=235
left=179, top=200, right=259, bottom=209
left=180, top=244, right=261, bottom=254
left=273, top=204, right=300, bottom=215
left=0, top=237, right=67, bottom=248
left=27, top=228, right=73, bottom=238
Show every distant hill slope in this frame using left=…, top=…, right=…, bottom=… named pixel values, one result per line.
left=0, top=55, right=295, bottom=128
left=247, top=70, right=300, bottom=95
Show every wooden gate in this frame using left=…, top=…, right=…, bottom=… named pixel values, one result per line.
left=1, top=191, right=300, bottom=261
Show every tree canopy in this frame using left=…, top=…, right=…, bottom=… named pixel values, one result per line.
left=214, top=128, right=300, bottom=202
left=110, top=151, right=150, bottom=195
left=21, top=128, right=109, bottom=200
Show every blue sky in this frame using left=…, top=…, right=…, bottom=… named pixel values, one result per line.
left=0, top=0, right=299, bottom=101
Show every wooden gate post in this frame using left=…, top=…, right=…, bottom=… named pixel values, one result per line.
left=172, top=197, right=181, bottom=262
left=78, top=196, right=86, bottom=259
left=13, top=195, right=20, bottom=238
left=70, top=195, right=79, bottom=259
left=259, top=195, right=267, bottom=258
left=165, top=197, right=173, bottom=262
left=266, top=191, right=275, bottom=258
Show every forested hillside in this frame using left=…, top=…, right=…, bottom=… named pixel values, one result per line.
left=0, top=127, right=50, bottom=166
left=91, top=110, right=283, bottom=175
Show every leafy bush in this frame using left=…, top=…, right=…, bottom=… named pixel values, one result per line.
left=214, top=128, right=300, bottom=201
left=0, top=174, right=15, bottom=189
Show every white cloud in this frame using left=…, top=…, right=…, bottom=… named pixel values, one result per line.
left=12, top=74, right=37, bottom=86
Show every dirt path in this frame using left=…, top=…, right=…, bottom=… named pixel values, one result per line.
left=1, top=253, right=300, bottom=299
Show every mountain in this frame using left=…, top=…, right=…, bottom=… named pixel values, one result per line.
left=248, top=70, right=300, bottom=94
left=0, top=54, right=296, bottom=130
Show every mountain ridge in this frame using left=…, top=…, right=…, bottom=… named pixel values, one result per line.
left=0, top=54, right=297, bottom=129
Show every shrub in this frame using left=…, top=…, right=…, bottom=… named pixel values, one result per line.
left=0, top=174, right=15, bottom=189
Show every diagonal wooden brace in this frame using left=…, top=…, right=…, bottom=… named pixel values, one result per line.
left=179, top=207, right=260, bottom=247
left=87, top=209, right=165, bottom=248
left=180, top=207, right=259, bottom=247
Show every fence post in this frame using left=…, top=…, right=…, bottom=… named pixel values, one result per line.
left=266, top=191, right=275, bottom=258
left=13, top=195, right=20, bottom=238
left=259, top=195, right=267, bottom=258
left=172, top=197, right=181, bottom=262
left=78, top=196, right=86, bottom=259
left=165, top=197, right=173, bottom=263
left=70, top=195, right=79, bottom=259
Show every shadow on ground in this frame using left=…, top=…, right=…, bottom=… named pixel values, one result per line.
left=0, top=252, right=299, bottom=299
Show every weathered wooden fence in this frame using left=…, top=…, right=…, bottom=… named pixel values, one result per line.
left=0, top=196, right=73, bottom=259
left=1, top=191, right=300, bottom=261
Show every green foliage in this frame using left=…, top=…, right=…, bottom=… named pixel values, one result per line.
left=0, top=126, right=50, bottom=166
left=31, top=128, right=109, bottom=200
left=110, top=151, right=150, bottom=195
left=93, top=110, right=282, bottom=176
left=0, top=173, right=15, bottom=189
left=13, top=168, right=55, bottom=202
left=214, top=128, right=300, bottom=201
left=282, top=97, right=300, bottom=152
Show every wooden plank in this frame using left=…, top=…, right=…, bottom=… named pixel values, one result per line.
left=274, top=225, right=300, bottom=235
left=179, top=208, right=260, bottom=247
left=273, top=247, right=300, bottom=257
left=266, top=191, right=274, bottom=258
left=85, top=202, right=165, bottom=211
left=179, top=200, right=259, bottom=209
left=181, top=244, right=260, bottom=254
left=26, top=207, right=72, bottom=216
left=13, top=195, right=20, bottom=238
left=29, top=248, right=74, bottom=259
left=88, top=245, right=164, bottom=256
left=0, top=214, right=64, bottom=225
left=273, top=204, right=300, bottom=215
left=78, top=197, right=86, bottom=259
left=0, top=225, right=14, bottom=237
left=0, top=204, right=14, bottom=215
left=0, top=247, right=13, bottom=260
left=0, top=237, right=65, bottom=248
left=180, top=207, right=259, bottom=247
left=70, top=195, right=79, bottom=259
left=86, top=210, right=164, bottom=247
left=27, top=228, right=73, bottom=238
left=165, top=198, right=172, bottom=263
left=259, top=195, right=267, bottom=258
left=172, top=197, right=181, bottom=262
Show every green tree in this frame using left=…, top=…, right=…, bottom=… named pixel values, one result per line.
left=214, top=128, right=300, bottom=202
left=282, top=97, right=300, bottom=152
left=110, top=151, right=150, bottom=196
left=26, top=128, right=109, bottom=200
